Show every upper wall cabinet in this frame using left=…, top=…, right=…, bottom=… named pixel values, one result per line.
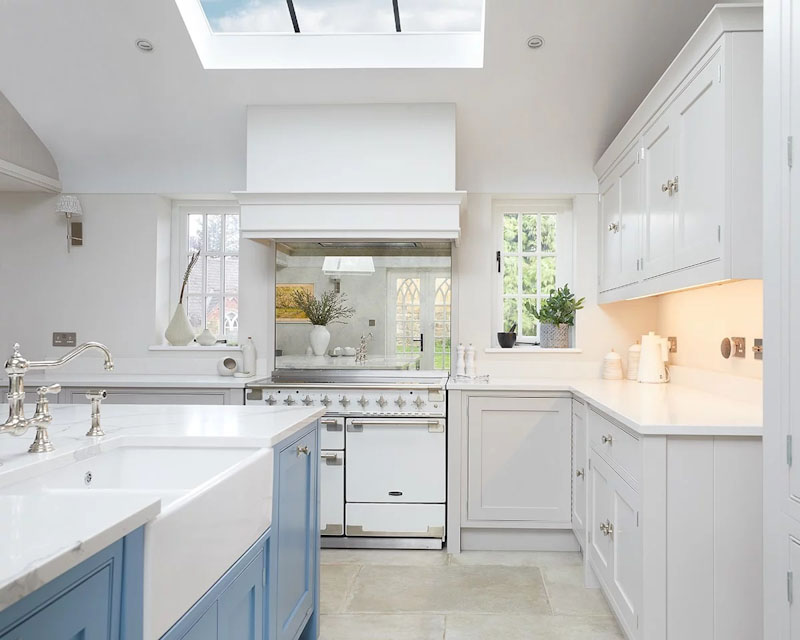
left=595, top=5, right=763, bottom=303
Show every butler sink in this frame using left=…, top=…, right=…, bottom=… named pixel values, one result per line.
left=0, top=442, right=274, bottom=638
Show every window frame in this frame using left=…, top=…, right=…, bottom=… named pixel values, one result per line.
left=491, top=199, right=574, bottom=348
left=170, top=201, right=241, bottom=339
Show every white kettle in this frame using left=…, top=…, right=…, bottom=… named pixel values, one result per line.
left=637, top=332, right=670, bottom=384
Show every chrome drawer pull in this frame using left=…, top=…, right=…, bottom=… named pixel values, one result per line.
left=601, top=434, right=613, bottom=445
left=296, top=445, right=310, bottom=456
left=320, top=452, right=338, bottom=461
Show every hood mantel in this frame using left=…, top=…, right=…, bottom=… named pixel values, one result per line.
left=235, top=191, right=465, bottom=243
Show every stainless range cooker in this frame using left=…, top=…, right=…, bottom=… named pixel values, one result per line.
left=246, top=371, right=447, bottom=549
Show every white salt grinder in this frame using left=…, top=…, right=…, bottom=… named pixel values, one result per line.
left=456, top=343, right=466, bottom=376
left=465, top=344, right=476, bottom=377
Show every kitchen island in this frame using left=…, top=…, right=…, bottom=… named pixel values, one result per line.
left=0, top=403, right=324, bottom=640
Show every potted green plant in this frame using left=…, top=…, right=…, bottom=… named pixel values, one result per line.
left=531, top=285, right=585, bottom=348
left=291, top=289, right=355, bottom=356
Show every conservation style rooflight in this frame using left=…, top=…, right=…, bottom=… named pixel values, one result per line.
left=175, top=0, right=485, bottom=68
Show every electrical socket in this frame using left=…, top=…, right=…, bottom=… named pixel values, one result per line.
left=732, top=337, right=746, bottom=358
left=52, top=332, right=77, bottom=347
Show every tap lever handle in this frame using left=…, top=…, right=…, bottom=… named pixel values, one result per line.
left=38, top=384, right=61, bottom=398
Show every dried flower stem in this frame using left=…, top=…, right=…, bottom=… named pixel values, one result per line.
left=179, top=251, right=200, bottom=304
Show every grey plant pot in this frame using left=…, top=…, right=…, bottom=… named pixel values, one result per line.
left=540, top=323, right=570, bottom=348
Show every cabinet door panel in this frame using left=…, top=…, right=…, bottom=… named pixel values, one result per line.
left=571, top=405, right=587, bottom=541
left=467, top=397, right=571, bottom=523
left=791, top=537, right=800, bottom=639
left=643, top=115, right=676, bottom=277
left=589, top=453, right=613, bottom=579
left=618, top=148, right=642, bottom=286
left=0, top=566, right=113, bottom=640
left=599, top=176, right=622, bottom=292
left=180, top=603, right=218, bottom=640
left=218, top=549, right=264, bottom=640
left=674, top=53, right=725, bottom=269
left=275, top=430, right=316, bottom=640
left=609, top=471, right=641, bottom=636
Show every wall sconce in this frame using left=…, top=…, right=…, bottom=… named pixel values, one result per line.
left=56, top=194, right=83, bottom=252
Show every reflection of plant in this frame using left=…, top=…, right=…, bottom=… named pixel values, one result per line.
left=531, top=285, right=585, bottom=326
left=291, top=289, right=355, bottom=326
left=179, top=252, right=200, bottom=304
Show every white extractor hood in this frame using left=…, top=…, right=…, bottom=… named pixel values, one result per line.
left=236, top=104, right=464, bottom=242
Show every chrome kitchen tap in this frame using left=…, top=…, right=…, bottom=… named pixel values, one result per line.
left=1, top=342, right=114, bottom=453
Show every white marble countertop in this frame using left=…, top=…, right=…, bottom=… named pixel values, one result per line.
left=447, top=377, right=762, bottom=436
left=23, top=372, right=253, bottom=389
left=0, top=404, right=324, bottom=612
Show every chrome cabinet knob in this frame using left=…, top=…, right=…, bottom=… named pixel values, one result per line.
left=339, top=395, right=350, bottom=407
left=321, top=394, right=331, bottom=407
left=284, top=395, right=296, bottom=405
left=601, top=434, right=613, bottom=445
left=413, top=396, right=425, bottom=409
left=394, top=395, right=407, bottom=408
left=358, top=395, right=369, bottom=408
left=302, top=395, right=314, bottom=406
left=607, top=222, right=619, bottom=233
left=266, top=394, right=277, bottom=406
left=576, top=468, right=584, bottom=478
left=599, top=519, right=614, bottom=536
left=377, top=395, right=388, bottom=408
left=296, top=445, right=309, bottom=456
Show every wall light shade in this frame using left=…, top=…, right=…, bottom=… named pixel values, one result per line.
left=56, top=194, right=82, bottom=216
left=56, top=194, right=83, bottom=252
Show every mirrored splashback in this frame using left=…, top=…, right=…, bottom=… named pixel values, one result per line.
left=275, top=242, right=452, bottom=372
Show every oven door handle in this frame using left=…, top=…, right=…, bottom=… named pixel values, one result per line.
left=348, top=419, right=444, bottom=433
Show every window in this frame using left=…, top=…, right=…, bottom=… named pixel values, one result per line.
left=388, top=270, right=451, bottom=370
left=175, top=205, right=240, bottom=339
left=198, top=0, right=484, bottom=34
left=494, top=200, right=573, bottom=346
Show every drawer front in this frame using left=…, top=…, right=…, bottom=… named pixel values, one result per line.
left=345, top=503, right=445, bottom=539
left=320, top=417, right=344, bottom=450
left=320, top=450, right=344, bottom=536
left=588, top=408, right=641, bottom=485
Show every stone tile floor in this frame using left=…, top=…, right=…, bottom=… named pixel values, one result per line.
left=319, top=549, right=624, bottom=639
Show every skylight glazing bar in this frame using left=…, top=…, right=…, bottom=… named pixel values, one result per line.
left=392, top=0, right=401, bottom=32
left=286, top=0, right=300, bottom=33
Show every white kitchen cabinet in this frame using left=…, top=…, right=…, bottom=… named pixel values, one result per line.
left=594, top=5, right=762, bottom=303
left=599, top=145, right=642, bottom=293
left=466, top=396, right=571, bottom=525
left=571, top=400, right=587, bottom=550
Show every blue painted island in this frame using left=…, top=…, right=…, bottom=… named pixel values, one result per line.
left=0, top=404, right=323, bottom=640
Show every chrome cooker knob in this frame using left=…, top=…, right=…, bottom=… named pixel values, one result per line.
left=377, top=396, right=388, bottom=408
left=339, top=395, right=350, bottom=407
left=283, top=395, right=296, bottom=406
left=321, top=394, right=332, bottom=407
left=302, top=395, right=314, bottom=406
left=358, top=395, right=369, bottom=408
left=394, top=395, right=407, bottom=408
left=413, top=396, right=425, bottom=409
left=266, top=394, right=277, bottom=406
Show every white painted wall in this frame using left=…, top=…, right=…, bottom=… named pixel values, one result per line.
left=246, top=104, right=456, bottom=192
left=0, top=91, right=58, bottom=180
left=655, top=280, right=763, bottom=379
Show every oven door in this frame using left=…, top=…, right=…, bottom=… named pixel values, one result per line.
left=345, top=418, right=445, bottom=503
left=320, top=450, right=344, bottom=536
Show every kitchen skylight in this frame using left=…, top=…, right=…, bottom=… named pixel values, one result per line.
left=198, top=0, right=483, bottom=34
left=176, top=0, right=485, bottom=69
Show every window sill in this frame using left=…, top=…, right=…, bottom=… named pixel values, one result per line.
left=149, top=345, right=242, bottom=352
left=484, top=346, right=583, bottom=354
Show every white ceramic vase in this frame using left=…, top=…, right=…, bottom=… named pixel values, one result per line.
left=196, top=328, right=217, bottom=346
left=165, top=303, right=196, bottom=346
left=309, top=325, right=331, bottom=356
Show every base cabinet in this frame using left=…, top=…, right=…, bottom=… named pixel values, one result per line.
left=571, top=400, right=587, bottom=550
left=0, top=529, right=143, bottom=640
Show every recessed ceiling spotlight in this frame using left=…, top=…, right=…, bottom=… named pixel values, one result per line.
left=527, top=35, right=545, bottom=49
left=135, top=39, right=154, bottom=53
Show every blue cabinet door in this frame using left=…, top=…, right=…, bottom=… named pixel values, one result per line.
left=273, top=428, right=317, bottom=640
left=180, top=602, right=218, bottom=640
left=218, top=546, right=264, bottom=640
left=0, top=565, right=113, bottom=640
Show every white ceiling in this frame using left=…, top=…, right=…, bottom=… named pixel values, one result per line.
left=0, top=0, right=739, bottom=194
